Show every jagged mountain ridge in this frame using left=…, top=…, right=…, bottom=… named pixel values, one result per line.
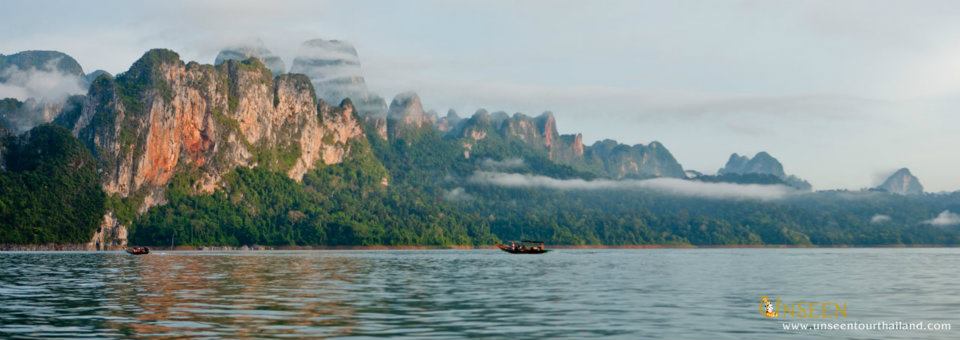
left=436, top=104, right=683, bottom=179
left=201, top=41, right=687, bottom=180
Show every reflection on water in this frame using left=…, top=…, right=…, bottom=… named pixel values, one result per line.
left=1, top=249, right=958, bottom=339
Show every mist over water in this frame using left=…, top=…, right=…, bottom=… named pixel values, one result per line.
left=0, top=249, right=957, bottom=339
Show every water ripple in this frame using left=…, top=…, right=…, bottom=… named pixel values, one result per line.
left=0, top=249, right=958, bottom=339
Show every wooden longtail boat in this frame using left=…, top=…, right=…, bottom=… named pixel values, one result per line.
left=126, top=246, right=150, bottom=255
left=497, top=240, right=550, bottom=254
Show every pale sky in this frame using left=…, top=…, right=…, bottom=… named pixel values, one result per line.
left=2, top=0, right=959, bottom=191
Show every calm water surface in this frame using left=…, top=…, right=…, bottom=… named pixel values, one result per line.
left=0, top=249, right=957, bottom=339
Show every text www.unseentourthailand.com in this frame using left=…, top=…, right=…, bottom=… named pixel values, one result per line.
left=782, top=321, right=951, bottom=332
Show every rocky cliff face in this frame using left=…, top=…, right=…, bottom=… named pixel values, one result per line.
left=876, top=168, right=924, bottom=195
left=58, top=49, right=367, bottom=248
left=496, top=111, right=585, bottom=162
left=215, top=45, right=286, bottom=76
left=718, top=152, right=812, bottom=190
left=290, top=39, right=387, bottom=117
left=583, top=139, right=685, bottom=178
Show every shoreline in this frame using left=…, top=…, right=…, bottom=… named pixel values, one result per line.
left=3, top=244, right=960, bottom=252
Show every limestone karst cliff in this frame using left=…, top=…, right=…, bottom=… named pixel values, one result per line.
left=56, top=49, right=368, bottom=248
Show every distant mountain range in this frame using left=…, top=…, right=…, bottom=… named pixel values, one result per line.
left=0, top=43, right=955, bottom=249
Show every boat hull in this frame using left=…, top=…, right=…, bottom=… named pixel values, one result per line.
left=497, top=244, right=550, bottom=254
left=126, top=247, right=150, bottom=255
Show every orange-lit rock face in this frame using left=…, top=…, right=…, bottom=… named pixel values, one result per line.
left=572, top=134, right=584, bottom=157
left=318, top=101, right=363, bottom=165
left=69, top=50, right=366, bottom=209
left=540, top=114, right=557, bottom=148
left=57, top=50, right=371, bottom=248
left=134, top=64, right=221, bottom=189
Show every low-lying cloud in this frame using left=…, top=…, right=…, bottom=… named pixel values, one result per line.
left=0, top=62, right=86, bottom=103
left=443, top=187, right=473, bottom=202
left=0, top=59, right=87, bottom=132
left=923, top=210, right=960, bottom=226
left=870, top=214, right=892, bottom=224
left=468, top=171, right=796, bottom=201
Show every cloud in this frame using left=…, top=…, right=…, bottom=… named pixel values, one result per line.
left=0, top=59, right=86, bottom=132
left=443, top=187, right=473, bottom=202
left=480, top=158, right=525, bottom=170
left=468, top=171, right=795, bottom=201
left=870, top=214, right=891, bottom=224
left=923, top=210, right=960, bottom=226
left=0, top=60, right=86, bottom=103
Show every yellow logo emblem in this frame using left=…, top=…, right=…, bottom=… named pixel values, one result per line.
left=760, top=296, right=778, bottom=318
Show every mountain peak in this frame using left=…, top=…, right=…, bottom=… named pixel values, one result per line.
left=446, top=109, right=460, bottom=120
left=389, top=91, right=423, bottom=114
left=876, top=168, right=923, bottom=195
left=718, top=151, right=811, bottom=190
left=719, top=151, right=785, bottom=178
left=386, top=92, right=431, bottom=137
left=0, top=50, right=85, bottom=79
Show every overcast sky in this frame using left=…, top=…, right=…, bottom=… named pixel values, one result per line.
left=2, top=0, right=958, bottom=191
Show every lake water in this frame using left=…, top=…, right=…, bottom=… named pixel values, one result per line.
left=0, top=249, right=957, bottom=339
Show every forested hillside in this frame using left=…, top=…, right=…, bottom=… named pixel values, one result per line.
left=2, top=47, right=960, bottom=248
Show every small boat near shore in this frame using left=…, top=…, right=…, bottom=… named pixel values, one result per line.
left=497, top=240, right=549, bottom=254
left=126, top=246, right=150, bottom=255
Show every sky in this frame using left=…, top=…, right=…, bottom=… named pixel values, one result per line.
left=2, top=0, right=959, bottom=191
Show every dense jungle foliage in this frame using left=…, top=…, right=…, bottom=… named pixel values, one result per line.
left=3, top=123, right=960, bottom=247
